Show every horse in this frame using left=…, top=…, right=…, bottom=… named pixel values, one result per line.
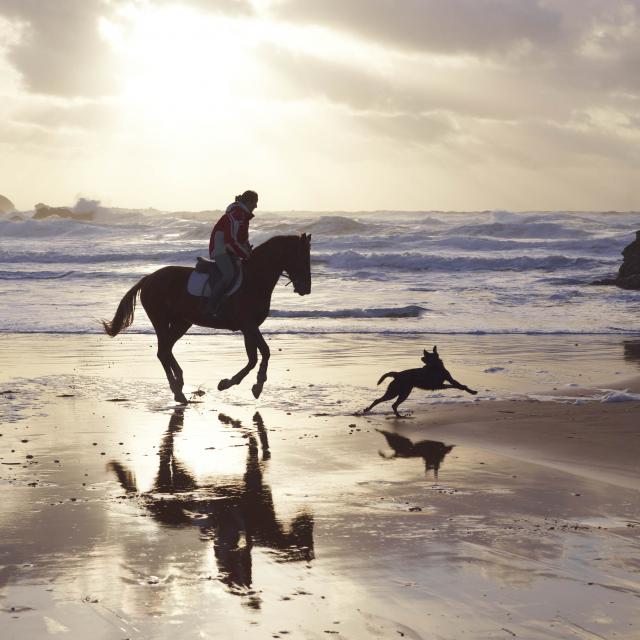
left=102, top=234, right=311, bottom=403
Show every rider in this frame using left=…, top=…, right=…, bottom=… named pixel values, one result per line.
left=205, top=190, right=258, bottom=314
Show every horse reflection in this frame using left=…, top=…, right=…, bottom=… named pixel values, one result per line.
left=108, top=409, right=314, bottom=607
left=376, top=429, right=454, bottom=479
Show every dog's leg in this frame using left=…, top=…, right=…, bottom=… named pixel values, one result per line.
left=391, top=389, right=412, bottom=417
left=444, top=374, right=477, bottom=395
left=363, top=385, right=398, bottom=414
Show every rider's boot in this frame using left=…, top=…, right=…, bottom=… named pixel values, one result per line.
left=205, top=279, right=228, bottom=316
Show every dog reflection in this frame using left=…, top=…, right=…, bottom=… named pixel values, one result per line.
left=108, top=409, right=313, bottom=607
left=377, top=429, right=454, bottom=479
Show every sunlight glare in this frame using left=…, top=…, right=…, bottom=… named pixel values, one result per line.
left=103, top=5, right=261, bottom=130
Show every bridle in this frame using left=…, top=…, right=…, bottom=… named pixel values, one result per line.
left=281, top=234, right=311, bottom=295
left=282, top=274, right=303, bottom=294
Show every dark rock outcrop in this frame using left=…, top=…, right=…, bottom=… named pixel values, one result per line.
left=32, top=202, right=93, bottom=221
left=616, top=230, right=640, bottom=289
left=0, top=194, right=16, bottom=213
left=596, top=230, right=640, bottom=289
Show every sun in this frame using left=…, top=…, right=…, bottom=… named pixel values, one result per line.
left=101, top=5, right=262, bottom=130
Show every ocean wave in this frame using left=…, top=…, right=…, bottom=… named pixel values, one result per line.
left=431, top=235, right=626, bottom=254
left=300, top=215, right=370, bottom=235
left=3, top=246, right=613, bottom=273
left=0, top=269, right=145, bottom=281
left=0, top=248, right=200, bottom=265
left=271, top=305, right=427, bottom=319
left=445, top=221, right=591, bottom=239
left=2, top=327, right=639, bottom=336
left=0, top=218, right=151, bottom=239
left=313, top=251, right=613, bottom=272
left=0, top=270, right=76, bottom=280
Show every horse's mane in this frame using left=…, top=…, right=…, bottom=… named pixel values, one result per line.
left=250, top=234, right=300, bottom=259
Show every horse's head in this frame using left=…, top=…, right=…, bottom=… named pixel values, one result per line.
left=284, top=233, right=312, bottom=295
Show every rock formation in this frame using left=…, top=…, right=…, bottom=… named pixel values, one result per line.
left=0, top=194, right=16, bottom=213
left=615, top=230, right=640, bottom=289
left=32, top=202, right=93, bottom=221
left=596, top=231, right=640, bottom=289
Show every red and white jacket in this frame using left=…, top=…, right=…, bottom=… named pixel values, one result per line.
left=209, top=202, right=254, bottom=260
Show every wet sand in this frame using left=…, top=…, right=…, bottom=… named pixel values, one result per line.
left=1, top=333, right=639, bottom=639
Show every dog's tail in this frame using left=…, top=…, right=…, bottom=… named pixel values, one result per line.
left=377, top=371, right=397, bottom=385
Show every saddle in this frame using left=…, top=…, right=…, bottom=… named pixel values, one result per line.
left=187, top=256, right=243, bottom=298
left=195, top=256, right=222, bottom=276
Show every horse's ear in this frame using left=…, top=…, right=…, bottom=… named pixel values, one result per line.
left=433, top=345, right=438, bottom=353
left=423, top=349, right=429, bottom=356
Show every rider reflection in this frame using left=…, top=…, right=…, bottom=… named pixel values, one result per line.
left=107, top=409, right=314, bottom=606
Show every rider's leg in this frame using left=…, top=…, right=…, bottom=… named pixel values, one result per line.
left=206, top=252, right=236, bottom=314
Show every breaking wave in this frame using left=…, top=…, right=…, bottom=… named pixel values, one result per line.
left=271, top=305, right=427, bottom=319
left=313, top=252, right=612, bottom=272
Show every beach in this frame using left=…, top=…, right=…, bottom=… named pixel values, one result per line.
left=1, top=332, right=639, bottom=639
left=4, top=0, right=640, bottom=636
left=2, top=206, right=640, bottom=638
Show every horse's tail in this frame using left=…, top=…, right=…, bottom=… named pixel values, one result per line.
left=377, top=371, right=397, bottom=385
left=102, top=275, right=148, bottom=337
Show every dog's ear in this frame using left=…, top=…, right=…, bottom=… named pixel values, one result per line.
left=433, top=345, right=438, bottom=354
left=423, top=349, right=429, bottom=356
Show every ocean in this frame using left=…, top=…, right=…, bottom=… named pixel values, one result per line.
left=1, top=204, right=639, bottom=336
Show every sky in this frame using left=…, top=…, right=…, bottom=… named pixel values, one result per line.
left=1, top=0, right=639, bottom=212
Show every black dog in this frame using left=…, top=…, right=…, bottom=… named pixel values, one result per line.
left=363, top=346, right=477, bottom=417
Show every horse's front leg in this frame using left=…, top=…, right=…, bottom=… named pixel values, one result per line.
left=251, top=330, right=270, bottom=399
left=217, top=328, right=258, bottom=391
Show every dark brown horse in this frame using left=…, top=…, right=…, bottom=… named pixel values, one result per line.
left=102, top=234, right=311, bottom=403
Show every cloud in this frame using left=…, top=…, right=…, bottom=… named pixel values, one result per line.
left=0, top=0, right=123, bottom=97
left=271, top=0, right=563, bottom=56
left=12, top=98, right=118, bottom=132
left=170, top=0, right=254, bottom=14
left=350, top=111, right=460, bottom=148
left=0, top=0, right=255, bottom=98
left=258, top=43, right=607, bottom=124
left=270, top=1, right=640, bottom=98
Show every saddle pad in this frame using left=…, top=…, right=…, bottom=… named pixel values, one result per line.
left=186, top=269, right=243, bottom=298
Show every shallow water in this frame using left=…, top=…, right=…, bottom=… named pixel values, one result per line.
left=2, top=333, right=640, bottom=419
left=1, top=396, right=639, bottom=639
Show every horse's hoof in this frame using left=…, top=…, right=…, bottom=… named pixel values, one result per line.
left=218, top=379, right=232, bottom=391
left=175, top=393, right=188, bottom=405
left=252, top=384, right=263, bottom=399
